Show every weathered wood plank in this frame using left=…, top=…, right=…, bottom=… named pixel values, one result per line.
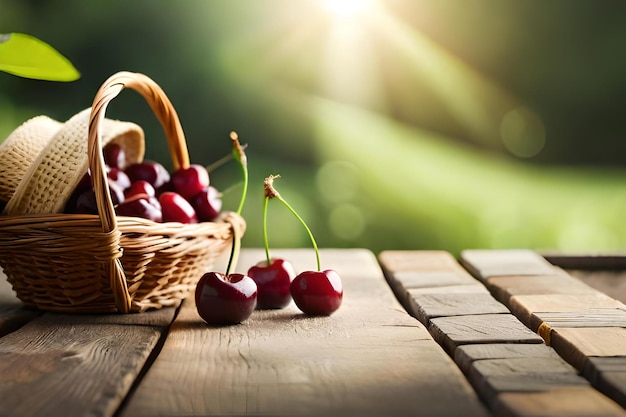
left=408, top=292, right=509, bottom=325
left=379, top=250, right=493, bottom=326
left=548, top=327, right=626, bottom=370
left=429, top=314, right=544, bottom=356
left=408, top=285, right=489, bottom=295
left=493, top=387, right=626, bottom=417
left=509, top=293, right=625, bottom=330
left=120, top=249, right=491, bottom=417
left=485, top=274, right=597, bottom=304
left=543, top=252, right=626, bottom=270
left=584, top=357, right=626, bottom=408
left=0, top=306, right=177, bottom=417
left=460, top=249, right=558, bottom=280
left=467, top=357, right=589, bottom=406
left=0, top=269, right=40, bottom=337
left=568, top=270, right=626, bottom=304
left=530, top=309, right=626, bottom=331
left=379, top=250, right=468, bottom=273
left=455, top=343, right=563, bottom=374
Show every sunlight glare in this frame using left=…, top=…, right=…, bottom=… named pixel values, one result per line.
left=321, top=0, right=376, bottom=19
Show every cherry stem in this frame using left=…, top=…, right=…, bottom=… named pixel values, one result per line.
left=205, top=143, right=248, bottom=173
left=230, top=131, right=248, bottom=216
left=262, top=196, right=272, bottom=266
left=224, top=131, right=248, bottom=276
left=264, top=175, right=321, bottom=271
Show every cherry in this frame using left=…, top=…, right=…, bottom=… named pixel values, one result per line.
left=262, top=174, right=343, bottom=316
left=171, top=164, right=210, bottom=200
left=159, top=191, right=198, bottom=223
left=103, top=142, right=126, bottom=170
left=248, top=258, right=296, bottom=309
left=75, top=171, right=93, bottom=191
left=125, top=160, right=171, bottom=190
left=195, top=272, right=257, bottom=325
left=116, top=194, right=162, bottom=222
left=124, top=180, right=156, bottom=199
left=291, top=270, right=343, bottom=316
left=192, top=186, right=222, bottom=222
left=107, top=168, right=131, bottom=190
left=73, top=183, right=125, bottom=214
left=195, top=131, right=252, bottom=326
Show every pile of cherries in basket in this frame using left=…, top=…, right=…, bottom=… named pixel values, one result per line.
left=64, top=142, right=221, bottom=223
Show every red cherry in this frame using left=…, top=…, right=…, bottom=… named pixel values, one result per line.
left=192, top=186, right=222, bottom=222
left=116, top=194, right=162, bottom=222
left=125, top=180, right=156, bottom=199
left=107, top=168, right=131, bottom=190
left=195, top=272, right=257, bottom=325
left=76, top=171, right=93, bottom=191
left=73, top=183, right=125, bottom=214
left=247, top=258, right=296, bottom=309
left=125, top=161, right=171, bottom=189
left=171, top=164, right=210, bottom=200
left=103, top=142, right=126, bottom=169
left=290, top=269, right=343, bottom=316
left=159, top=191, right=198, bottom=223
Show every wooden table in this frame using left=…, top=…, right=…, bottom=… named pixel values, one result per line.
left=1, top=248, right=625, bottom=417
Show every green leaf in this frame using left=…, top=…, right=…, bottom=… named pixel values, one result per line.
left=0, top=33, right=80, bottom=81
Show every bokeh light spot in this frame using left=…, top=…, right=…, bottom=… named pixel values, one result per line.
left=500, top=107, right=546, bottom=158
left=316, top=160, right=359, bottom=204
left=328, top=203, right=366, bottom=240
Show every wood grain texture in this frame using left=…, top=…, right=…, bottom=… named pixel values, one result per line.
left=530, top=309, right=626, bottom=332
left=120, top=249, right=491, bottom=417
left=549, top=327, right=626, bottom=370
left=408, top=292, right=509, bottom=325
left=408, top=285, right=489, bottom=295
left=0, top=269, right=40, bottom=337
left=493, top=387, right=626, bottom=417
left=509, top=293, right=625, bottom=329
left=455, top=343, right=563, bottom=374
left=379, top=250, right=468, bottom=273
left=429, top=314, right=544, bottom=356
left=0, top=307, right=176, bottom=417
left=584, top=357, right=626, bottom=408
left=569, top=270, right=626, bottom=304
left=460, top=249, right=558, bottom=281
left=467, top=357, right=589, bottom=406
left=485, top=274, right=597, bottom=304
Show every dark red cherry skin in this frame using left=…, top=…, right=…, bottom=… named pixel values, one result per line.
left=290, top=269, right=343, bottom=316
left=159, top=191, right=198, bottom=223
left=73, top=183, right=125, bottom=214
left=116, top=194, right=162, bottom=222
left=107, top=168, right=131, bottom=190
left=171, top=164, right=210, bottom=200
left=124, top=180, right=156, bottom=199
left=192, top=186, right=222, bottom=222
left=103, top=142, right=126, bottom=169
left=125, top=161, right=171, bottom=190
left=247, top=258, right=296, bottom=309
left=195, top=272, right=258, bottom=325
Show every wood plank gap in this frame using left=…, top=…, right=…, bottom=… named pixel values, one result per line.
left=114, top=302, right=183, bottom=417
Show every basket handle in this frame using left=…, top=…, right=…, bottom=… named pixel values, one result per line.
left=88, top=71, right=191, bottom=313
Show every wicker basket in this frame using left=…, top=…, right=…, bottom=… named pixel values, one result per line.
left=0, top=71, right=245, bottom=313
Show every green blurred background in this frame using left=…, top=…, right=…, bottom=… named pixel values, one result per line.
left=2, top=0, right=626, bottom=256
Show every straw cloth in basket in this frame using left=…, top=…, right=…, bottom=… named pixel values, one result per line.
left=2, top=107, right=145, bottom=216
left=0, top=71, right=246, bottom=313
left=0, top=115, right=62, bottom=203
